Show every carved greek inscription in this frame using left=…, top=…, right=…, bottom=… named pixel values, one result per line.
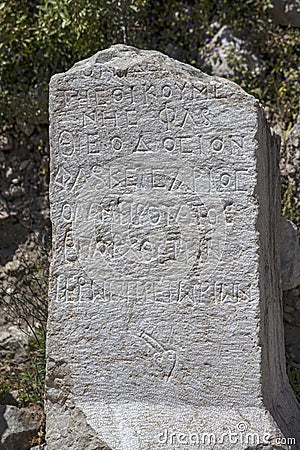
left=59, top=128, right=247, bottom=162
left=63, top=90, right=83, bottom=108
left=58, top=77, right=239, bottom=114
left=134, top=135, right=151, bottom=152
left=210, top=168, right=251, bottom=192
left=70, top=166, right=250, bottom=195
left=199, top=134, right=245, bottom=158
left=59, top=131, right=75, bottom=157
left=60, top=82, right=246, bottom=163
left=55, top=273, right=91, bottom=302
left=64, top=227, right=77, bottom=262
left=61, top=203, right=73, bottom=222
left=49, top=49, right=274, bottom=445
left=139, top=331, right=177, bottom=382
left=82, top=108, right=138, bottom=131
left=178, top=81, right=209, bottom=101
left=55, top=276, right=255, bottom=306
left=223, top=199, right=235, bottom=224
left=73, top=159, right=227, bottom=282
left=53, top=166, right=87, bottom=193
left=159, top=106, right=210, bottom=130
left=54, top=167, right=73, bottom=188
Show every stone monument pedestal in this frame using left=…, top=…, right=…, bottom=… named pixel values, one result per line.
left=46, top=45, right=300, bottom=450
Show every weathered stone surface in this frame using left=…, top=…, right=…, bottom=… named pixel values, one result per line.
left=45, top=360, right=111, bottom=449
left=280, top=218, right=300, bottom=290
left=47, top=45, right=300, bottom=449
left=271, top=0, right=300, bottom=27
left=0, top=325, right=28, bottom=363
left=0, top=404, right=43, bottom=450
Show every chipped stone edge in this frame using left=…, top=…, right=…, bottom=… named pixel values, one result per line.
left=45, top=358, right=111, bottom=450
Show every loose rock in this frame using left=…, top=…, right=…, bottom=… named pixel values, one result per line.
left=0, top=404, right=44, bottom=450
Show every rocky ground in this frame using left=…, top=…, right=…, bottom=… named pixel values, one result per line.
left=0, top=124, right=49, bottom=449
left=278, top=117, right=300, bottom=401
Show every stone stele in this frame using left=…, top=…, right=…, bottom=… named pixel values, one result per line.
left=46, top=45, right=300, bottom=450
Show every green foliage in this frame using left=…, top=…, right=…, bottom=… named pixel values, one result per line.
left=0, top=0, right=147, bottom=123
left=0, top=327, right=46, bottom=406
left=268, top=30, right=300, bottom=124
left=0, top=249, right=49, bottom=405
left=0, top=0, right=299, bottom=126
left=17, top=326, right=46, bottom=406
left=0, top=378, right=10, bottom=403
